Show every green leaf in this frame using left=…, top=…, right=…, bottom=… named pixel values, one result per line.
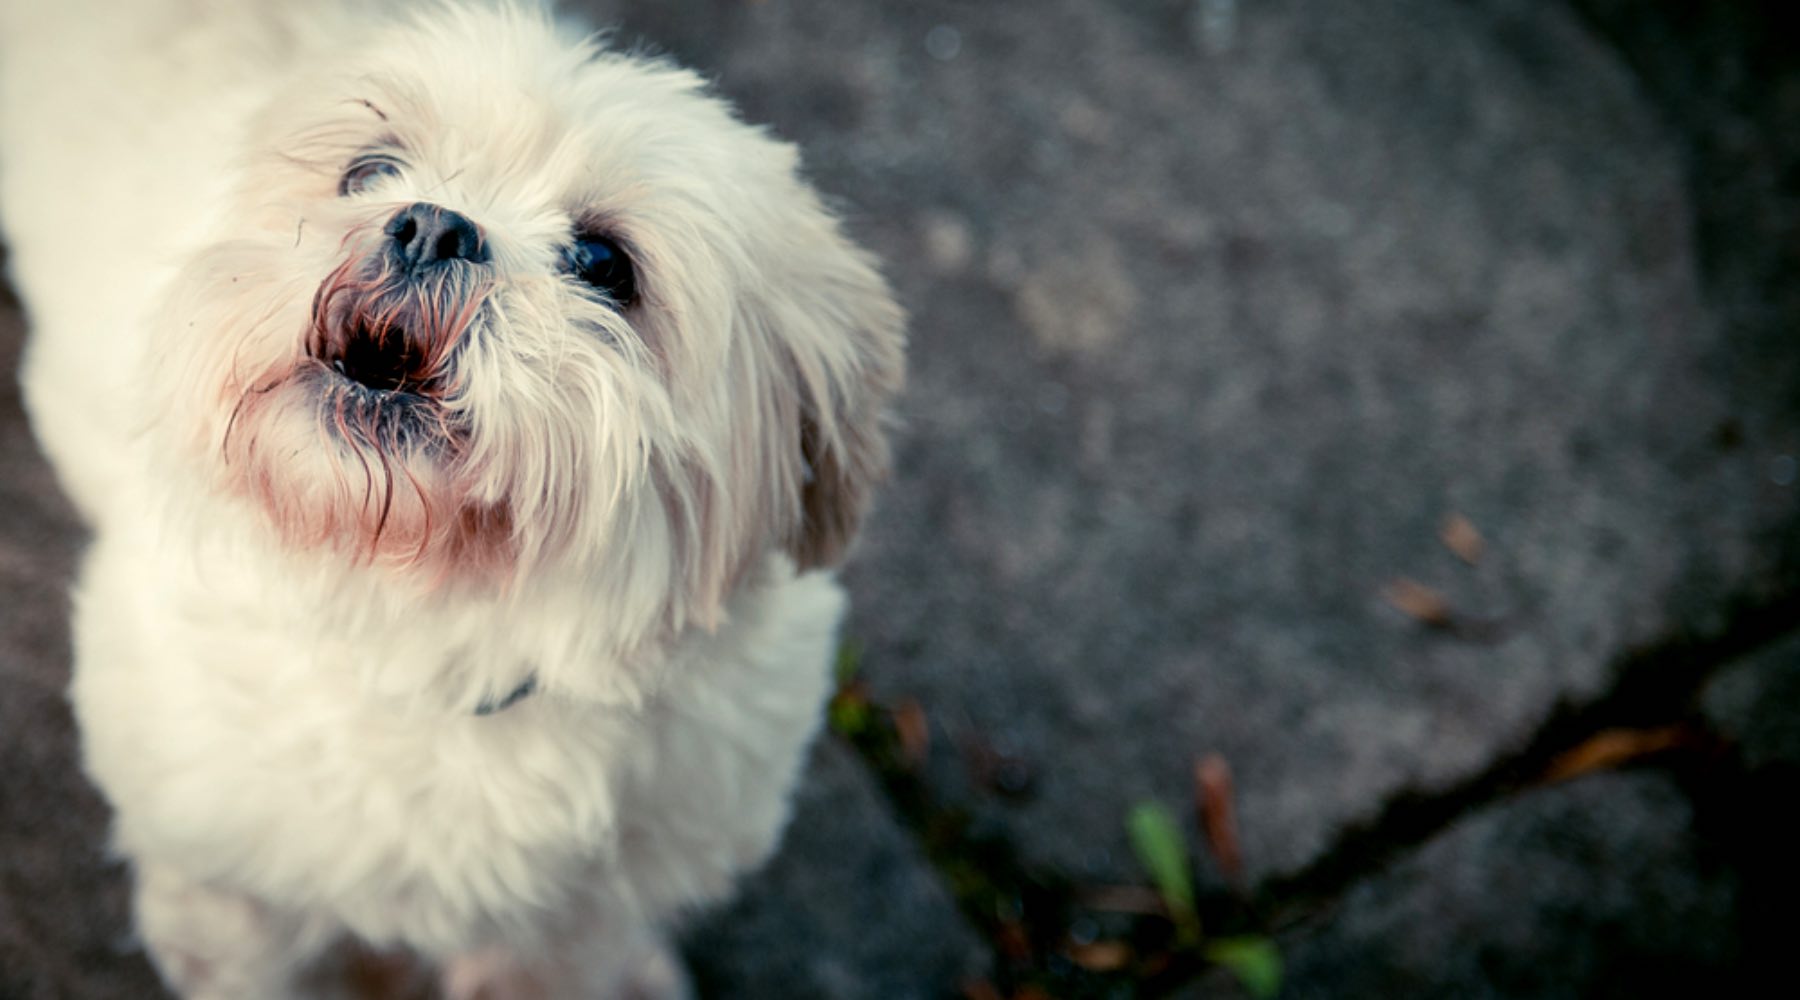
left=1126, top=802, right=1201, bottom=944
left=827, top=696, right=870, bottom=737
left=1204, top=936, right=1283, bottom=998
left=834, top=639, right=864, bottom=686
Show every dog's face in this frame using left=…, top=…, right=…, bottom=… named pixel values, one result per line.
left=147, top=5, right=902, bottom=634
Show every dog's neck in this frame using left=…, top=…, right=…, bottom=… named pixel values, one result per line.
left=125, top=483, right=794, bottom=717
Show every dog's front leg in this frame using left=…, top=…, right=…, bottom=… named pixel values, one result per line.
left=598, top=931, right=693, bottom=1000
left=133, top=859, right=323, bottom=1000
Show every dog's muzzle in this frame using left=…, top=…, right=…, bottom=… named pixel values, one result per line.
left=308, top=203, right=489, bottom=398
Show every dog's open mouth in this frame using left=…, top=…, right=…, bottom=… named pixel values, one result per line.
left=306, top=262, right=480, bottom=402
left=301, top=255, right=489, bottom=449
left=318, top=319, right=439, bottom=397
left=304, top=314, right=462, bottom=451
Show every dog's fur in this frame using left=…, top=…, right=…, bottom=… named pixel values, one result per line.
left=0, top=0, right=903, bottom=995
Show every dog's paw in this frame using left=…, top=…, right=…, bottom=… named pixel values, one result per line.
left=441, top=949, right=549, bottom=1000
left=133, top=861, right=323, bottom=1000
left=440, top=934, right=692, bottom=1000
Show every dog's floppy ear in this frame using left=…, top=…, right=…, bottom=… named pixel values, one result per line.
left=658, top=183, right=903, bottom=628
left=771, top=236, right=906, bottom=571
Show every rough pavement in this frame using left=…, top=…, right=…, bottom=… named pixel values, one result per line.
left=683, top=742, right=988, bottom=999
left=820, top=0, right=1782, bottom=887
left=1260, top=772, right=1742, bottom=999
left=6, top=0, right=1800, bottom=997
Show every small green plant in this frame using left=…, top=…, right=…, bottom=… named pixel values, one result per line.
left=1126, top=801, right=1283, bottom=998
left=827, top=640, right=871, bottom=737
left=1204, top=935, right=1283, bottom=998
left=834, top=638, right=864, bottom=686
left=1126, top=803, right=1201, bottom=945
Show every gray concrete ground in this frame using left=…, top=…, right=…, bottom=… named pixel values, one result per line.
left=4, top=0, right=1798, bottom=997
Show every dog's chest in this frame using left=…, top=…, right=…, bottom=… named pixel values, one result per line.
left=76, top=590, right=640, bottom=946
left=72, top=533, right=844, bottom=951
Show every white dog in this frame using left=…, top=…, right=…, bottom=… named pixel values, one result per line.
left=0, top=0, right=903, bottom=995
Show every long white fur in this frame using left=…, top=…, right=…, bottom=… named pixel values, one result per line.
left=0, top=0, right=904, bottom=996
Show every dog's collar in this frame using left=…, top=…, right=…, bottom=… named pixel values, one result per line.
left=473, top=674, right=539, bottom=716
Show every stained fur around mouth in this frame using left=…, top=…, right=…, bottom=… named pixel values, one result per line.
left=307, top=252, right=489, bottom=400
left=303, top=363, right=458, bottom=454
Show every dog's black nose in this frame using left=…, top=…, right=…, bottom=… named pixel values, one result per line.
left=385, top=202, right=488, bottom=270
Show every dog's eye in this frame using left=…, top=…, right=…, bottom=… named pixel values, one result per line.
left=563, top=234, right=638, bottom=306
left=339, top=157, right=402, bottom=197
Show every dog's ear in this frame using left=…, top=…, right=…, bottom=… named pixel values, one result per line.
left=664, top=181, right=904, bottom=626
left=765, top=233, right=906, bottom=571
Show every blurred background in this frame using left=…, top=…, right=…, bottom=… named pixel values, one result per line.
left=4, top=0, right=1798, bottom=997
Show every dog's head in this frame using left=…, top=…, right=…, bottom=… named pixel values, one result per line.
left=149, top=3, right=903, bottom=636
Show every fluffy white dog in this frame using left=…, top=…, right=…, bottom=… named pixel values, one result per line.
left=0, top=0, right=903, bottom=995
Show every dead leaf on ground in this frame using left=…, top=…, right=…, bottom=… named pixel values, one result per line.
left=1194, top=753, right=1244, bottom=886
left=1543, top=725, right=1695, bottom=783
left=1439, top=513, right=1486, bottom=565
left=1079, top=884, right=1166, bottom=915
left=1381, top=576, right=1516, bottom=642
left=996, top=918, right=1033, bottom=961
left=894, top=698, right=930, bottom=768
left=1066, top=940, right=1133, bottom=972
left=1381, top=577, right=1454, bottom=627
left=960, top=981, right=1004, bottom=1000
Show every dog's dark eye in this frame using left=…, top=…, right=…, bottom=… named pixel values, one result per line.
left=339, top=157, right=402, bottom=196
left=564, top=234, right=637, bottom=306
